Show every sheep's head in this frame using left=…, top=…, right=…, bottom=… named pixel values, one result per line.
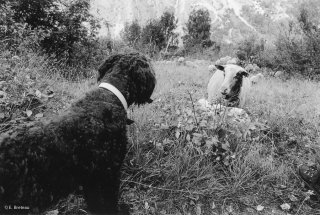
left=216, top=64, right=248, bottom=100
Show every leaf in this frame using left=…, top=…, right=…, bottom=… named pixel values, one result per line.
left=256, top=205, right=264, bottom=211
left=199, top=120, right=207, bottom=127
left=175, top=130, right=180, bottom=139
left=193, top=138, right=201, bottom=145
left=193, top=133, right=202, bottom=137
left=221, top=142, right=230, bottom=151
left=26, top=110, right=32, bottom=117
left=288, top=194, right=298, bottom=202
left=187, top=117, right=193, bottom=124
left=35, top=89, right=42, bottom=98
left=205, top=140, right=214, bottom=149
left=211, top=202, right=216, bottom=209
left=144, top=202, right=149, bottom=210
left=160, top=124, right=169, bottom=129
left=186, top=125, right=194, bottom=131
left=196, top=204, right=201, bottom=215
left=35, top=113, right=44, bottom=118
left=227, top=205, right=233, bottom=213
left=223, top=158, right=230, bottom=166
left=186, top=134, right=191, bottom=141
left=0, top=112, right=4, bottom=119
left=280, top=203, right=290, bottom=211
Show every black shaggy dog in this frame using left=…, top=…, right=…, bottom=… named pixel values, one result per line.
left=0, top=53, right=156, bottom=214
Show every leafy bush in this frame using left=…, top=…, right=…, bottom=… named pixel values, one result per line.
left=0, top=2, right=45, bottom=53
left=1, top=0, right=101, bottom=68
left=40, top=0, right=101, bottom=67
left=183, top=8, right=213, bottom=49
left=236, top=34, right=265, bottom=64
left=121, top=11, right=178, bottom=57
left=182, top=8, right=219, bottom=57
left=159, top=11, right=178, bottom=51
left=274, top=6, right=320, bottom=78
left=122, top=20, right=142, bottom=48
left=140, top=19, right=166, bottom=56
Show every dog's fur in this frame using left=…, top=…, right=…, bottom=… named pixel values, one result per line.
left=0, top=53, right=156, bottom=214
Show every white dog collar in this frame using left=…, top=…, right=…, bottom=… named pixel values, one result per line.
left=99, top=83, right=128, bottom=111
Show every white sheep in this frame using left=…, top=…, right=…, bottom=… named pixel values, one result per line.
left=207, top=64, right=250, bottom=107
left=249, top=73, right=264, bottom=85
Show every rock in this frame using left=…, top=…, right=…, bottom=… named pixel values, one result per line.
left=215, top=56, right=232, bottom=65
left=275, top=70, right=284, bottom=77
left=177, top=57, right=185, bottom=65
left=226, top=58, right=238, bottom=65
left=245, top=64, right=260, bottom=73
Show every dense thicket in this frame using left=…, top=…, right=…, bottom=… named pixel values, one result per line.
left=0, top=0, right=100, bottom=67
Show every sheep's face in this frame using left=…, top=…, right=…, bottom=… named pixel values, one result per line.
left=216, top=64, right=248, bottom=99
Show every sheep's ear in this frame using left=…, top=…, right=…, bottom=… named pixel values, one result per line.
left=240, top=70, right=249, bottom=77
left=215, top=65, right=225, bottom=71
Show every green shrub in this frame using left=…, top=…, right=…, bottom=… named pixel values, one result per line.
left=182, top=8, right=218, bottom=55
left=236, top=34, right=265, bottom=64
left=1, top=0, right=101, bottom=68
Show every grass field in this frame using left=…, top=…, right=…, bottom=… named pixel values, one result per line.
left=120, top=61, right=320, bottom=215
left=1, top=57, right=320, bottom=214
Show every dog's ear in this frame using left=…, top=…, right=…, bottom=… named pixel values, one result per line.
left=97, top=55, right=122, bottom=82
left=128, top=54, right=156, bottom=105
left=126, top=118, right=135, bottom=125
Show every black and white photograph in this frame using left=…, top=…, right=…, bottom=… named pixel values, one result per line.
left=1, top=0, right=320, bottom=214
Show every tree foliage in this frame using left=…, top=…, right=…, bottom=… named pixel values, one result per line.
left=121, top=11, right=178, bottom=56
left=236, top=35, right=265, bottom=63
left=274, top=4, right=320, bottom=77
left=141, top=19, right=165, bottom=51
left=9, top=0, right=59, bottom=29
left=41, top=0, right=100, bottom=65
left=159, top=11, right=178, bottom=48
left=183, top=8, right=211, bottom=46
left=122, top=20, right=141, bottom=47
left=0, top=0, right=100, bottom=67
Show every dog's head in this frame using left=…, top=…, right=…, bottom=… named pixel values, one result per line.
left=98, top=53, right=156, bottom=106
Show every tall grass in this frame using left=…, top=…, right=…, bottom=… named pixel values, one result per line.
left=2, top=55, right=320, bottom=214
left=121, top=61, right=320, bottom=214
